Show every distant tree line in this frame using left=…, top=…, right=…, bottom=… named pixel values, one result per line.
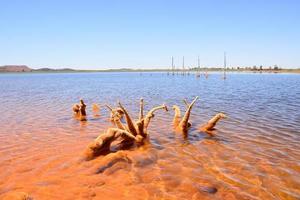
left=234, top=65, right=281, bottom=71
left=189, top=65, right=281, bottom=71
left=247, top=65, right=280, bottom=71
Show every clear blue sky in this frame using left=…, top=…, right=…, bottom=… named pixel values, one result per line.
left=0, top=0, right=299, bottom=69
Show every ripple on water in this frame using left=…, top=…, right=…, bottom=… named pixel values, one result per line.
left=0, top=72, right=300, bottom=199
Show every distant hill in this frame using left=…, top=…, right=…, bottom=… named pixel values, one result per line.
left=35, top=68, right=75, bottom=72
left=0, top=65, right=32, bottom=72
left=0, top=65, right=76, bottom=72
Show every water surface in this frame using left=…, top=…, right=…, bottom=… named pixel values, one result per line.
left=0, top=72, right=299, bottom=199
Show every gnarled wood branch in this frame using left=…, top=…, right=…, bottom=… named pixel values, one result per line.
left=199, top=113, right=227, bottom=134
left=137, top=98, right=145, bottom=137
left=179, top=96, right=198, bottom=131
left=173, top=96, right=199, bottom=135
left=183, top=99, right=189, bottom=108
left=139, top=98, right=144, bottom=121
left=73, top=104, right=80, bottom=114
left=84, top=128, right=141, bottom=160
left=79, top=99, right=87, bottom=116
left=172, top=105, right=181, bottom=129
left=106, top=104, right=124, bottom=121
left=73, top=99, right=87, bottom=121
left=118, top=102, right=138, bottom=136
left=143, top=104, right=168, bottom=131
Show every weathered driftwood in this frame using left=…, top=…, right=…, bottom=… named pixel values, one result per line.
left=137, top=98, right=144, bottom=136
left=72, top=104, right=80, bottom=114
left=105, top=104, right=124, bottom=122
left=173, top=96, right=199, bottom=135
left=85, top=99, right=168, bottom=159
left=118, top=99, right=168, bottom=138
left=199, top=113, right=227, bottom=135
left=143, top=104, right=168, bottom=134
left=84, top=128, right=143, bottom=160
left=118, top=102, right=139, bottom=136
left=73, top=99, right=87, bottom=121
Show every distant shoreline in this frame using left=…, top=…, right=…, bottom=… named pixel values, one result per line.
left=1, top=70, right=300, bottom=74
left=0, top=65, right=300, bottom=74
left=1, top=69, right=300, bottom=74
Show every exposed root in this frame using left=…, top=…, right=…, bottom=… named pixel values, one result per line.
left=84, top=128, right=142, bottom=160
left=72, top=104, right=80, bottom=114
left=105, top=104, right=124, bottom=121
left=199, top=113, right=227, bottom=135
left=118, top=102, right=139, bottom=136
left=173, top=96, right=199, bottom=135
left=172, top=105, right=181, bottom=129
left=137, top=98, right=144, bottom=136
left=143, top=104, right=168, bottom=133
left=73, top=99, right=87, bottom=121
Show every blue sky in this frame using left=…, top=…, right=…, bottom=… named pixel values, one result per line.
left=0, top=0, right=299, bottom=69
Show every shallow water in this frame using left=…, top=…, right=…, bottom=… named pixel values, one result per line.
left=0, top=72, right=299, bottom=200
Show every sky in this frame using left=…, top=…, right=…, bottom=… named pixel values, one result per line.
left=0, top=0, right=299, bottom=69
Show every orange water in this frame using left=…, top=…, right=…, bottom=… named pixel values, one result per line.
left=0, top=72, right=299, bottom=199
